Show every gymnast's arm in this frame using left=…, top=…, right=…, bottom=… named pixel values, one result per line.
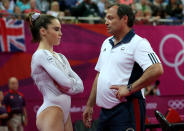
left=61, top=55, right=84, bottom=94
left=35, top=51, right=83, bottom=94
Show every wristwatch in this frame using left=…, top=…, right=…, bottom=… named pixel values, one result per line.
left=127, top=84, right=133, bottom=93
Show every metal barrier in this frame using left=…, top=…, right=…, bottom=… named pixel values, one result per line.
left=0, top=12, right=183, bottom=25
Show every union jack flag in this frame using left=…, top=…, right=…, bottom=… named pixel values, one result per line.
left=0, top=18, right=26, bottom=52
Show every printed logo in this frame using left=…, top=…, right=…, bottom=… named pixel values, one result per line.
left=160, top=34, right=184, bottom=80
left=146, top=102, right=157, bottom=110
left=126, top=128, right=135, bottom=131
left=168, top=99, right=184, bottom=110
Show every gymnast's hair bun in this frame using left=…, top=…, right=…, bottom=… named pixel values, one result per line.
left=26, top=12, right=40, bottom=27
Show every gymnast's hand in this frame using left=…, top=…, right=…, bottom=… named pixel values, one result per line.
left=82, top=106, right=93, bottom=128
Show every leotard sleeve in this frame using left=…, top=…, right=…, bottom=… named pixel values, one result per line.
left=33, top=50, right=84, bottom=95
left=58, top=54, right=84, bottom=94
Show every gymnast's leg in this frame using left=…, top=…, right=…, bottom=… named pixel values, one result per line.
left=36, top=106, right=65, bottom=131
left=64, top=114, right=73, bottom=131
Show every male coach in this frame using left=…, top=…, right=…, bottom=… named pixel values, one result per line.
left=83, top=4, right=163, bottom=131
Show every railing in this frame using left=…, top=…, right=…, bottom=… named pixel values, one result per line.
left=0, top=12, right=183, bottom=25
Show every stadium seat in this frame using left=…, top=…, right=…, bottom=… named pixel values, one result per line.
left=155, top=110, right=184, bottom=131
left=74, top=120, right=98, bottom=131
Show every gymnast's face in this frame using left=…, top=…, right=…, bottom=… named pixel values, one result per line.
left=44, top=19, right=62, bottom=46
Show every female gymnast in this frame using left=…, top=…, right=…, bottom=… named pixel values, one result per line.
left=28, top=13, right=84, bottom=131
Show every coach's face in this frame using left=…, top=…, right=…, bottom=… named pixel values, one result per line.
left=105, top=6, right=124, bottom=35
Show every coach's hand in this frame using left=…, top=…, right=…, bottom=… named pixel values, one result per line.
left=110, top=85, right=130, bottom=100
left=83, top=106, right=93, bottom=128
